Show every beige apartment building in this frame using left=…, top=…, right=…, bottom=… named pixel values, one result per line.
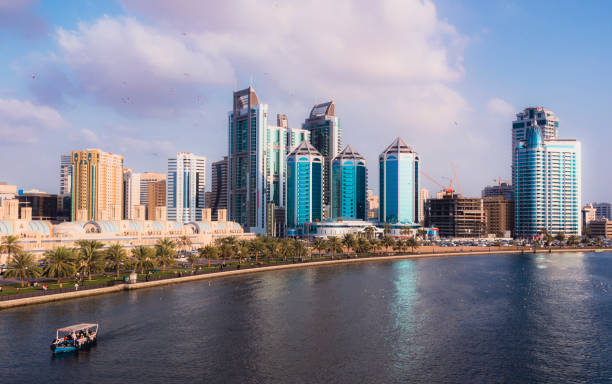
left=148, top=180, right=166, bottom=220
left=71, top=149, right=124, bottom=221
left=483, top=196, right=515, bottom=237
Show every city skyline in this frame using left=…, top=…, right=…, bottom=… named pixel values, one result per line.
left=1, top=1, right=610, bottom=202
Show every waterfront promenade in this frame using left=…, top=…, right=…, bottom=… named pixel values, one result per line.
left=1, top=246, right=606, bottom=310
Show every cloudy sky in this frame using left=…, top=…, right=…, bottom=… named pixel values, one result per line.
left=1, top=0, right=610, bottom=202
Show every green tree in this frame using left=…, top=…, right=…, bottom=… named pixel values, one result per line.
left=219, top=243, right=234, bottom=265
left=132, top=246, right=156, bottom=274
left=265, top=239, right=280, bottom=263
left=342, top=234, right=357, bottom=256
left=326, top=237, right=343, bottom=259
left=187, top=252, right=200, bottom=270
left=279, top=239, right=293, bottom=261
left=381, top=236, right=395, bottom=253
left=293, top=240, right=308, bottom=260
left=105, top=243, right=128, bottom=277
left=417, top=229, right=428, bottom=241
left=1, top=235, right=22, bottom=261
left=393, top=239, right=405, bottom=253
left=555, top=232, right=566, bottom=243
left=4, top=252, right=42, bottom=287
left=383, top=224, right=392, bottom=236
left=567, top=235, right=579, bottom=246
left=363, top=226, right=376, bottom=240
left=43, top=246, right=76, bottom=284
left=198, top=245, right=218, bottom=267
left=155, top=238, right=177, bottom=271
left=405, top=237, right=420, bottom=253
left=248, top=238, right=266, bottom=263
left=312, top=238, right=327, bottom=258
left=369, top=238, right=381, bottom=254
left=76, top=239, right=105, bottom=280
left=355, top=237, right=371, bottom=254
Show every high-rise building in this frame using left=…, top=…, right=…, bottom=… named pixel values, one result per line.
left=513, top=123, right=581, bottom=237
left=425, top=192, right=486, bottom=238
left=482, top=182, right=513, bottom=200
left=302, top=101, right=341, bottom=219
left=59, top=154, right=72, bottom=196
left=209, top=157, right=228, bottom=221
left=17, top=191, right=59, bottom=221
left=331, top=145, right=367, bottom=220
left=582, top=204, right=597, bottom=228
left=122, top=168, right=140, bottom=220
left=70, top=149, right=124, bottom=221
left=228, top=87, right=269, bottom=233
left=366, top=190, right=379, bottom=221
left=588, top=219, right=612, bottom=238
left=378, top=138, right=420, bottom=224
left=512, top=107, right=559, bottom=161
left=592, top=202, right=612, bottom=220
left=286, top=141, right=323, bottom=227
left=166, top=152, right=206, bottom=223
left=484, top=196, right=514, bottom=237
left=139, top=172, right=166, bottom=219
left=419, top=188, right=429, bottom=225
left=148, top=180, right=166, bottom=220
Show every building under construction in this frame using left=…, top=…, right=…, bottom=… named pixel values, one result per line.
left=425, top=192, right=486, bottom=238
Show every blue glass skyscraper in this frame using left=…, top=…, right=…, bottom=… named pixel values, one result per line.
left=286, top=142, right=323, bottom=227
left=514, top=122, right=581, bottom=237
left=378, top=137, right=420, bottom=224
left=331, top=146, right=367, bottom=220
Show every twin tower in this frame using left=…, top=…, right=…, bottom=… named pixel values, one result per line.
left=287, top=137, right=420, bottom=228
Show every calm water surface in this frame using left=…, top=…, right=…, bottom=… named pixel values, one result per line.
left=1, top=252, right=612, bottom=383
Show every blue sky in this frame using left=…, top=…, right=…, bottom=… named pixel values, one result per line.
left=0, top=0, right=609, bottom=203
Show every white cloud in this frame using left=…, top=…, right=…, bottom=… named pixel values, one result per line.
left=487, top=97, right=515, bottom=118
left=0, top=98, right=66, bottom=144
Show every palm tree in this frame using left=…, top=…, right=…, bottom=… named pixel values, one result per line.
left=555, top=232, right=566, bottom=243
left=198, top=245, right=218, bottom=267
left=393, top=239, right=405, bottom=254
left=187, top=252, right=200, bottom=270
left=405, top=238, right=420, bottom=253
left=293, top=240, right=308, bottom=260
left=4, top=252, right=42, bottom=287
left=567, top=235, right=579, bottom=246
left=76, top=239, right=105, bottom=280
left=235, top=244, right=250, bottom=265
left=177, top=235, right=192, bottom=256
left=363, top=226, right=376, bottom=240
left=249, top=239, right=266, bottom=263
left=369, top=238, right=381, bottom=254
left=400, top=227, right=412, bottom=238
left=155, top=238, right=177, bottom=271
left=132, top=246, right=156, bottom=274
left=105, top=243, right=128, bottom=277
left=43, top=247, right=76, bottom=285
left=342, top=234, right=357, bottom=256
left=326, top=237, right=343, bottom=259
left=383, top=224, right=392, bottom=236
left=417, top=229, right=428, bottom=241
left=278, top=239, right=293, bottom=261
left=219, top=243, right=233, bottom=265
left=1, top=235, right=22, bottom=261
left=312, top=238, right=327, bottom=258
left=381, top=236, right=395, bottom=254
left=356, top=237, right=371, bottom=255
left=265, top=240, right=279, bottom=263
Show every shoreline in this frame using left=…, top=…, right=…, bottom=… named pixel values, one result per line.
left=1, top=247, right=607, bottom=310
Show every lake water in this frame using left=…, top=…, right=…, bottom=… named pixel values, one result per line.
left=1, top=252, right=611, bottom=383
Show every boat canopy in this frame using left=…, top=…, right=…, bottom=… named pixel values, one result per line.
left=57, top=323, right=98, bottom=333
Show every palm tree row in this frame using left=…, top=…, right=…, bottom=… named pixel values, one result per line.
left=2, top=233, right=424, bottom=288
left=2, top=238, right=179, bottom=287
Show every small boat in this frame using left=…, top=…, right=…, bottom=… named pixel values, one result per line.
left=50, top=323, right=99, bottom=354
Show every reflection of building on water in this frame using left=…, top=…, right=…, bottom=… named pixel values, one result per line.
left=0, top=208, right=253, bottom=263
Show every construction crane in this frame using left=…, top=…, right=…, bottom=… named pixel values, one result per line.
left=493, top=177, right=506, bottom=186
left=451, top=162, right=463, bottom=196
left=421, top=170, right=455, bottom=197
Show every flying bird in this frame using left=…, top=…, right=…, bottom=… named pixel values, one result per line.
left=31, top=74, right=37, bottom=79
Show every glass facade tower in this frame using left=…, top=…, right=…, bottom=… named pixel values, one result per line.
left=166, top=152, right=206, bottom=223
left=286, top=142, right=323, bottom=227
left=302, top=101, right=341, bottom=219
left=513, top=124, right=581, bottom=237
left=331, top=145, right=367, bottom=220
left=378, top=137, right=420, bottom=224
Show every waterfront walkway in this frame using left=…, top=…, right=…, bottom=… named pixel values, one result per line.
left=0, top=247, right=607, bottom=310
